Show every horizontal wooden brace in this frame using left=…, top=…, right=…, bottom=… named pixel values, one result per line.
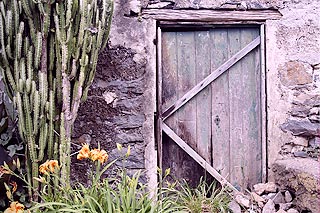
left=162, top=36, right=261, bottom=120
left=142, top=9, right=282, bottom=22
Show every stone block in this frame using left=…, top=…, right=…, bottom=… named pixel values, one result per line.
left=284, top=191, right=293, bottom=203
left=253, top=182, right=277, bottom=195
left=279, top=61, right=313, bottom=87
left=262, top=199, right=276, bottom=213
left=290, top=136, right=308, bottom=147
left=251, top=192, right=265, bottom=203
left=115, top=132, right=143, bottom=144
left=290, top=105, right=310, bottom=118
left=272, top=191, right=285, bottom=204
left=309, top=137, right=320, bottom=148
left=280, top=118, right=320, bottom=137
left=293, top=151, right=308, bottom=158
left=235, top=194, right=250, bottom=208
left=279, top=202, right=292, bottom=211
left=287, top=209, right=299, bottom=213
left=309, top=115, right=320, bottom=123
left=272, top=158, right=320, bottom=212
left=228, top=200, right=241, bottom=213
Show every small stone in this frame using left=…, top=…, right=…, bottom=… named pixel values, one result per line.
left=262, top=200, right=276, bottom=213
left=293, top=151, right=308, bottom=158
left=291, top=136, right=308, bottom=147
left=309, top=114, right=320, bottom=123
left=272, top=192, right=285, bottom=204
left=147, top=2, right=173, bottom=8
left=253, top=182, right=277, bottom=195
left=235, top=194, right=250, bottom=208
left=251, top=192, right=265, bottom=203
left=287, top=209, right=299, bottom=213
left=264, top=183, right=278, bottom=193
left=228, top=200, right=241, bottom=213
left=304, top=95, right=320, bottom=107
left=103, top=91, right=117, bottom=104
left=284, top=191, right=293, bottom=202
left=129, top=0, right=141, bottom=14
left=258, top=201, right=264, bottom=208
left=279, top=202, right=292, bottom=211
left=309, top=137, right=320, bottom=148
left=291, top=145, right=304, bottom=153
left=276, top=210, right=287, bottom=213
left=309, top=107, right=319, bottom=115
left=262, top=192, right=277, bottom=200
left=281, top=144, right=293, bottom=153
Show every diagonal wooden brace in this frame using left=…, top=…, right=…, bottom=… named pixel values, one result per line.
left=162, top=36, right=260, bottom=120
left=162, top=123, right=242, bottom=194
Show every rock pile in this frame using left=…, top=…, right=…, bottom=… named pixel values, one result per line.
left=280, top=95, right=320, bottom=159
left=230, top=182, right=307, bottom=213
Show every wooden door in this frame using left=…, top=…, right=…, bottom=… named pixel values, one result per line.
left=158, top=26, right=265, bottom=190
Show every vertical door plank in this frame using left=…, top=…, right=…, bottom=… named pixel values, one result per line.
left=238, top=28, right=260, bottom=189
left=238, top=29, right=257, bottom=188
left=210, top=29, right=230, bottom=178
left=195, top=30, right=212, bottom=163
left=176, top=31, right=202, bottom=185
left=244, top=28, right=261, bottom=186
left=157, top=27, right=163, bottom=170
left=260, top=24, right=267, bottom=183
left=228, top=28, right=244, bottom=189
left=161, top=32, right=178, bottom=129
left=177, top=31, right=196, bottom=147
left=161, top=32, right=180, bottom=178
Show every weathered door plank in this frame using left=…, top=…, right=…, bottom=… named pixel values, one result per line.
left=157, top=27, right=163, bottom=169
left=195, top=30, right=212, bottom=163
left=161, top=31, right=180, bottom=177
left=260, top=24, right=267, bottom=183
left=176, top=32, right=202, bottom=183
left=239, top=28, right=261, bottom=189
left=228, top=28, right=245, bottom=189
left=210, top=29, right=230, bottom=178
left=248, top=28, right=262, bottom=186
left=162, top=36, right=261, bottom=120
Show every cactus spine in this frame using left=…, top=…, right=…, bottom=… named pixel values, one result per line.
left=0, top=0, right=113, bottom=200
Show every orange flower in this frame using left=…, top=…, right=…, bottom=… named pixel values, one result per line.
left=90, top=149, right=100, bottom=161
left=97, top=150, right=109, bottom=164
left=4, top=201, right=24, bottom=213
left=47, top=160, right=59, bottom=173
left=39, top=160, right=60, bottom=175
left=39, top=163, right=49, bottom=175
left=77, top=144, right=109, bottom=164
left=77, top=144, right=91, bottom=160
left=10, top=182, right=17, bottom=193
left=90, top=149, right=109, bottom=164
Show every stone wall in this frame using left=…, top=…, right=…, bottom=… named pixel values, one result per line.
left=71, top=0, right=157, bottom=188
left=72, top=0, right=320, bottom=206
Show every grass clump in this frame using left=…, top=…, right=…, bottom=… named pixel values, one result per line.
left=1, top=144, right=231, bottom=212
left=172, top=178, right=231, bottom=213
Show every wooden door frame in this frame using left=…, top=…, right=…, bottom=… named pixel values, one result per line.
left=155, top=22, right=269, bottom=192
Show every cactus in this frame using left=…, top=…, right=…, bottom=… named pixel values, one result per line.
left=0, top=0, right=113, bottom=200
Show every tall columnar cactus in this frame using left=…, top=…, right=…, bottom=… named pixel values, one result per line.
left=0, top=0, right=113, bottom=198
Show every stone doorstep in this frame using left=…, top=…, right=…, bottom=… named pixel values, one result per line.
left=231, top=158, right=319, bottom=212
left=272, top=158, right=320, bottom=213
